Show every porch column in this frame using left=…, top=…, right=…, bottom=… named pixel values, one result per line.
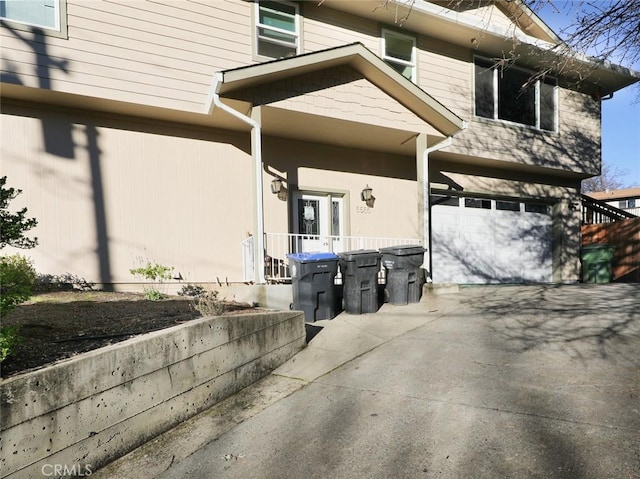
left=416, top=133, right=431, bottom=279
left=251, top=106, right=266, bottom=284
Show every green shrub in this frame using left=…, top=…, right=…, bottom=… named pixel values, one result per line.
left=0, top=326, right=22, bottom=362
left=0, top=254, right=37, bottom=317
left=130, top=260, right=174, bottom=301
left=1, top=176, right=38, bottom=250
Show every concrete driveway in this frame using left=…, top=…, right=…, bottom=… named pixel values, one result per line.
left=98, top=284, right=640, bottom=479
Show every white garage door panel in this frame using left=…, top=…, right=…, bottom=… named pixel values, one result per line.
left=432, top=198, right=552, bottom=284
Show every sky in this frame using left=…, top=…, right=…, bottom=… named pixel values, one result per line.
left=535, top=3, right=640, bottom=188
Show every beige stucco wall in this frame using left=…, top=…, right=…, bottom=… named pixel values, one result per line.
left=262, top=136, right=420, bottom=241
left=1, top=102, right=254, bottom=286
left=1, top=102, right=424, bottom=288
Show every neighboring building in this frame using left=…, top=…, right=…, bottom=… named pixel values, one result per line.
left=1, top=1, right=638, bottom=291
left=588, top=188, right=640, bottom=217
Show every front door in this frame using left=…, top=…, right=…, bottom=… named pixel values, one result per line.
left=293, top=192, right=344, bottom=253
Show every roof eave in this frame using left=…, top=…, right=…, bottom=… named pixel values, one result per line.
left=213, top=43, right=466, bottom=137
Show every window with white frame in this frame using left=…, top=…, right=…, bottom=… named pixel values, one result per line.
left=255, top=1, right=300, bottom=59
left=474, top=57, right=557, bottom=132
left=0, top=0, right=63, bottom=32
left=382, top=29, right=416, bottom=82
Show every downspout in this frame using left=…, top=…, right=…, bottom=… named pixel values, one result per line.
left=208, top=72, right=266, bottom=284
left=423, top=136, right=454, bottom=281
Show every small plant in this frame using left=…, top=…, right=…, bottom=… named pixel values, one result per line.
left=192, top=290, right=226, bottom=316
left=178, top=283, right=206, bottom=298
left=0, top=254, right=38, bottom=318
left=143, top=290, right=165, bottom=301
left=130, top=260, right=174, bottom=300
left=0, top=326, right=22, bottom=362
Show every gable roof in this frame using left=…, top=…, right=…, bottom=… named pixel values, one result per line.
left=209, top=43, right=466, bottom=137
left=494, top=0, right=560, bottom=44
left=588, top=188, right=640, bottom=201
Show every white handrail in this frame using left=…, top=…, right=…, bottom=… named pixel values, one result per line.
left=245, top=233, right=422, bottom=283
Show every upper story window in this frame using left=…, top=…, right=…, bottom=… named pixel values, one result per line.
left=474, top=57, right=557, bottom=132
left=255, top=1, right=300, bottom=59
left=619, top=199, right=636, bottom=209
left=381, top=29, right=416, bottom=82
left=0, top=0, right=64, bottom=33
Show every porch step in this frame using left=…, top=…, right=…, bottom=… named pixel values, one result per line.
left=423, top=283, right=460, bottom=295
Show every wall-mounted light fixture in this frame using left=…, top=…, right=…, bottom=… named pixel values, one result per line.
left=361, top=184, right=375, bottom=208
left=271, top=178, right=283, bottom=195
left=270, top=177, right=287, bottom=201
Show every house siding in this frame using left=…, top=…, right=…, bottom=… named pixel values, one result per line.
left=302, top=2, right=379, bottom=52
left=246, top=67, right=434, bottom=134
left=1, top=0, right=253, bottom=112
left=418, top=37, right=470, bottom=117
left=302, top=2, right=601, bottom=175
left=1, top=0, right=601, bottom=176
left=448, top=86, right=600, bottom=175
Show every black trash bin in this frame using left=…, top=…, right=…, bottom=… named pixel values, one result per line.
left=338, top=250, right=382, bottom=314
left=379, top=245, right=425, bottom=305
left=287, top=252, right=339, bottom=322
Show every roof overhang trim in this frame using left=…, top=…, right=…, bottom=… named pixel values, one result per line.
left=209, top=43, right=466, bottom=137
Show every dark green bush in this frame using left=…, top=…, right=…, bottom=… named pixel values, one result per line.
left=0, top=254, right=37, bottom=318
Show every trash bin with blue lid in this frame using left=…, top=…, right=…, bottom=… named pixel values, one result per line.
left=287, top=252, right=339, bottom=322
left=338, top=249, right=382, bottom=314
left=379, top=245, right=425, bottom=305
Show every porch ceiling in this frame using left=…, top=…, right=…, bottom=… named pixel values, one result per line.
left=261, top=106, right=444, bottom=156
left=212, top=43, right=466, bottom=138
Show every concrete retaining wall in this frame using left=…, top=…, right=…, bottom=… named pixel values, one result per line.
left=0, top=311, right=305, bottom=478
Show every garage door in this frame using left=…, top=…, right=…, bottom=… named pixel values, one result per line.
left=431, top=195, right=553, bottom=284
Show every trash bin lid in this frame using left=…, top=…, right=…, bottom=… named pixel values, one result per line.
left=581, top=244, right=614, bottom=251
left=338, top=249, right=380, bottom=261
left=379, top=245, right=425, bottom=256
left=580, top=244, right=615, bottom=261
left=286, top=252, right=339, bottom=262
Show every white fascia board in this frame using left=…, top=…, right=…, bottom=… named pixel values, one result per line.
left=410, top=0, right=556, bottom=49
left=210, top=43, right=466, bottom=135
